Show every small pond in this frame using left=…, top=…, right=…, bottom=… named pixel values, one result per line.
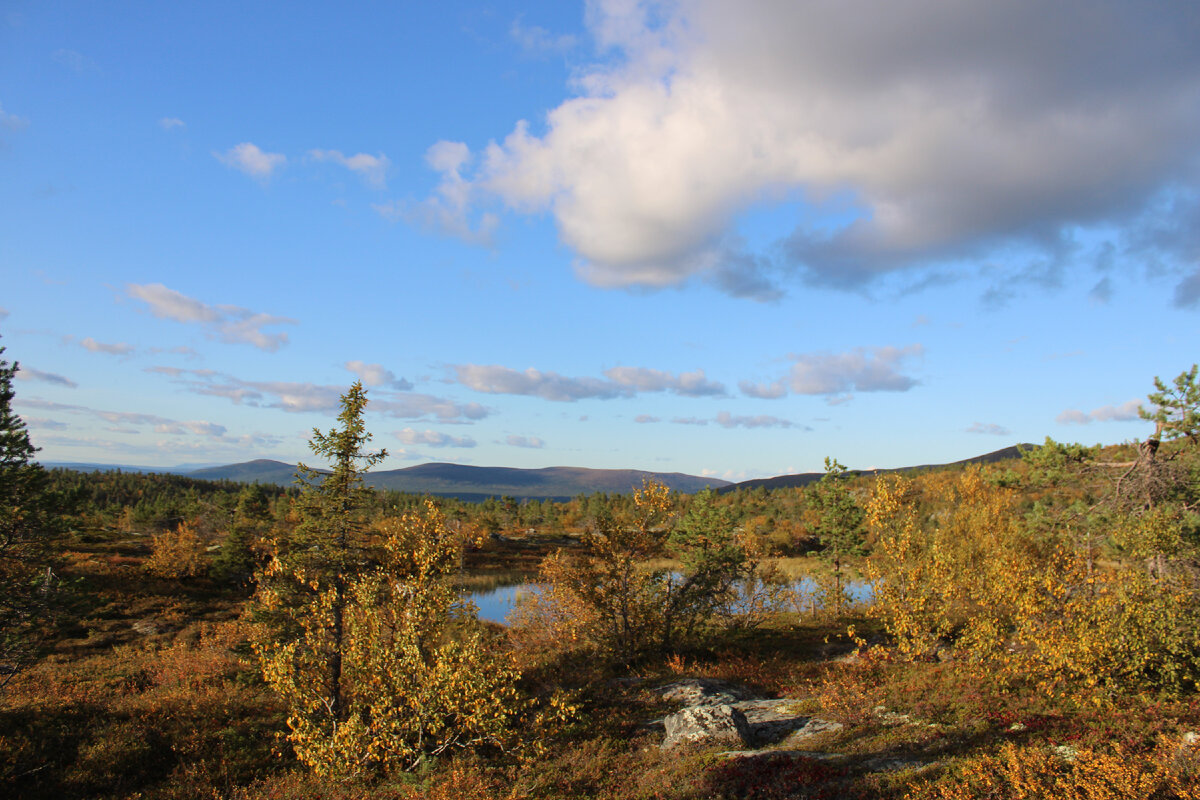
left=468, top=577, right=873, bottom=625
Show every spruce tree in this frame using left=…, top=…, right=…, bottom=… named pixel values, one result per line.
left=255, top=381, right=384, bottom=729
left=254, top=383, right=523, bottom=776
left=810, top=457, right=866, bottom=614
left=0, top=345, right=55, bottom=684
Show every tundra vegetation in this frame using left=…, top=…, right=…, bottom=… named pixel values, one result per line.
left=2, top=357, right=1200, bottom=798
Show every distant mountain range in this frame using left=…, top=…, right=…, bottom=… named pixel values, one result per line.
left=716, top=444, right=1034, bottom=493
left=46, top=444, right=1034, bottom=500
left=188, top=460, right=730, bottom=501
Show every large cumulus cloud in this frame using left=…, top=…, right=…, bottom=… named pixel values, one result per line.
left=425, top=0, right=1200, bottom=299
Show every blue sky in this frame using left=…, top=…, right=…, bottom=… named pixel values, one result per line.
left=2, top=0, right=1198, bottom=481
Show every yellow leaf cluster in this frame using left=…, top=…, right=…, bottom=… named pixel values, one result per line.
left=907, top=738, right=1200, bottom=800
left=866, top=467, right=1200, bottom=697
left=145, top=520, right=207, bottom=579
left=253, top=500, right=526, bottom=777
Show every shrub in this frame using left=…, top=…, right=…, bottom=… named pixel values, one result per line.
left=145, top=520, right=207, bottom=579
left=906, top=739, right=1200, bottom=800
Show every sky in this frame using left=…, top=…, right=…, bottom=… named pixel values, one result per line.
left=2, top=0, right=1199, bottom=482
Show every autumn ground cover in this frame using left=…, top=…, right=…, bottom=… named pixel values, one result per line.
left=4, top=519, right=1200, bottom=800
left=6, top=363, right=1200, bottom=799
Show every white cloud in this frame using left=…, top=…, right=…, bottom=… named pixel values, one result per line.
left=51, top=48, right=93, bottom=72
left=454, top=364, right=630, bottom=401
left=159, top=117, right=185, bottom=131
left=15, top=396, right=229, bottom=440
left=127, top=283, right=295, bottom=351
left=14, top=366, right=77, bottom=388
left=394, top=428, right=476, bottom=448
left=635, top=414, right=660, bottom=423
left=1091, top=400, right=1143, bottom=422
left=665, top=412, right=805, bottom=429
left=787, top=345, right=924, bottom=396
left=150, top=366, right=488, bottom=422
left=715, top=411, right=797, bottom=429
left=505, top=434, right=545, bottom=449
left=377, top=140, right=498, bottom=245
left=426, top=0, right=1200, bottom=299
left=740, top=345, right=923, bottom=400
left=80, top=337, right=134, bottom=356
left=310, top=149, right=391, bottom=189
left=344, top=360, right=413, bottom=390
left=738, top=379, right=787, bottom=399
left=215, top=142, right=286, bottom=179
left=511, top=18, right=578, bottom=56
left=453, top=362, right=726, bottom=401
left=603, top=366, right=725, bottom=397
left=0, top=102, right=29, bottom=131
left=153, top=420, right=227, bottom=437
left=966, top=422, right=1011, bottom=436
left=1057, top=399, right=1142, bottom=425
left=373, top=395, right=489, bottom=422
left=24, top=417, right=69, bottom=431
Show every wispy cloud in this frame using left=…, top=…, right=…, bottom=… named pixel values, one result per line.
left=654, top=412, right=805, bottom=430
left=0, top=102, right=29, bottom=131
left=344, top=360, right=413, bottom=390
left=15, top=396, right=227, bottom=439
left=24, top=417, right=69, bottom=431
left=505, top=434, right=545, bottom=449
left=310, top=149, right=390, bottom=189
left=604, top=366, right=726, bottom=397
left=966, top=422, right=1011, bottom=436
left=215, top=142, right=286, bottom=180
left=51, top=48, right=94, bottom=72
left=80, top=337, right=134, bottom=356
left=714, top=411, right=800, bottom=429
left=14, top=366, right=77, bottom=388
left=787, top=346, right=924, bottom=396
left=739, top=345, right=923, bottom=402
left=127, top=283, right=296, bottom=351
left=452, top=363, right=725, bottom=402
left=738, top=380, right=787, bottom=400
left=510, top=17, right=577, bottom=56
left=158, top=117, right=185, bottom=131
left=394, top=428, right=476, bottom=448
left=149, top=366, right=488, bottom=422
left=1057, top=399, right=1142, bottom=425
left=376, top=141, right=498, bottom=245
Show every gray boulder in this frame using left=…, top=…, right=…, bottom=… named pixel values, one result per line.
left=655, top=677, right=761, bottom=707
left=662, top=705, right=753, bottom=749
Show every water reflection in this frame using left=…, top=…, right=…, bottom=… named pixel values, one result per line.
left=468, top=579, right=872, bottom=625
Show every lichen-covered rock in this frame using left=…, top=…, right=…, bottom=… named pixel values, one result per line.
left=778, top=716, right=844, bottom=746
left=661, top=704, right=753, bottom=749
left=731, top=699, right=813, bottom=744
left=655, top=677, right=761, bottom=707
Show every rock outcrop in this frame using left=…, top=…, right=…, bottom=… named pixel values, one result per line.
left=654, top=678, right=842, bottom=750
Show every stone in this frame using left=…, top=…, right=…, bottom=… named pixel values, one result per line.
left=732, top=699, right=816, bottom=745
left=661, top=704, right=753, bottom=749
left=655, top=677, right=760, bottom=707
left=776, top=717, right=845, bottom=748
left=132, top=619, right=160, bottom=636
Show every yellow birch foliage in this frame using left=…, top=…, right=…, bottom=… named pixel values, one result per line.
left=145, top=519, right=207, bottom=579
left=512, top=481, right=676, bottom=663
left=866, top=468, right=1200, bottom=696
left=907, top=739, right=1200, bottom=800
left=255, top=500, right=525, bottom=777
